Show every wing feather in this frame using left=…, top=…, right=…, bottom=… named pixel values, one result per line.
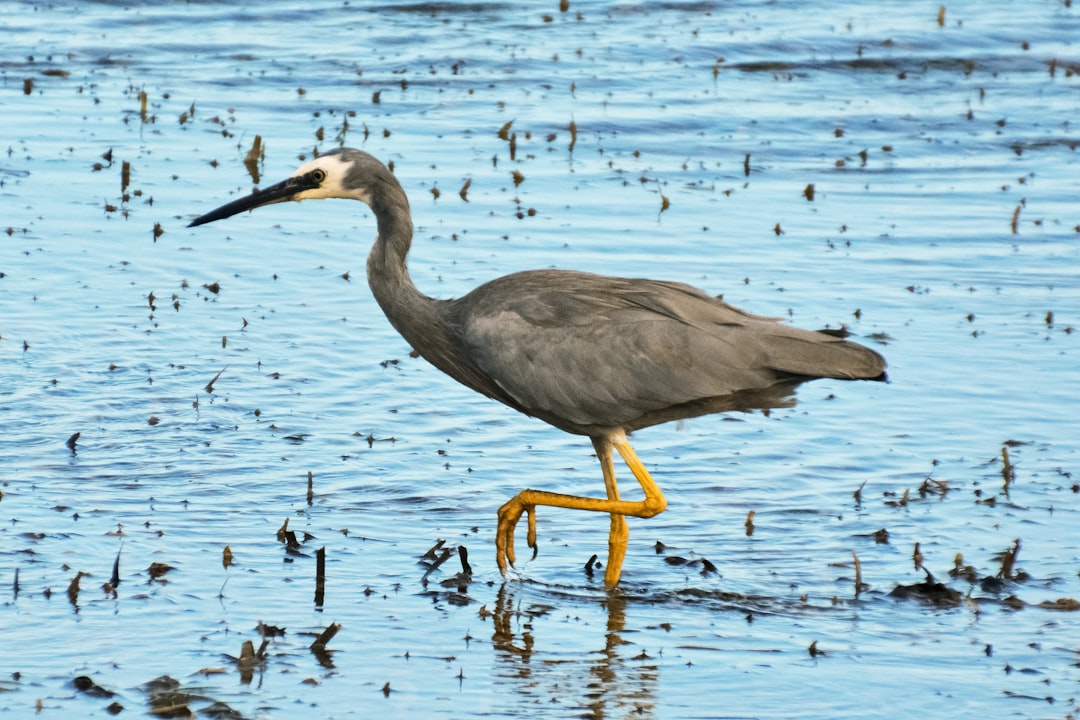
left=452, top=269, right=884, bottom=431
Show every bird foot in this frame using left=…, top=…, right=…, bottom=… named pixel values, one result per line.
left=496, top=494, right=538, bottom=576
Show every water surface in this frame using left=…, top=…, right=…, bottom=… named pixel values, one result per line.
left=2, top=1, right=1078, bottom=718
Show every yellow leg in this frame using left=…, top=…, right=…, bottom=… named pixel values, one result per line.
left=596, top=437, right=629, bottom=588
left=495, top=430, right=667, bottom=588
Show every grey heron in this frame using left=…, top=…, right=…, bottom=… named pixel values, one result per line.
left=189, top=147, right=887, bottom=588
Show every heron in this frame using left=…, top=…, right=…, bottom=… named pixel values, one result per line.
left=189, top=147, right=887, bottom=588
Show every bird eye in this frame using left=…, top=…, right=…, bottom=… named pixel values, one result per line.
left=311, top=169, right=326, bottom=183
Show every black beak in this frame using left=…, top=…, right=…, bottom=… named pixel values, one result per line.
left=187, top=171, right=322, bottom=227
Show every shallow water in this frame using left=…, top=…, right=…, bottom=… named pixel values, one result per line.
left=2, top=1, right=1078, bottom=718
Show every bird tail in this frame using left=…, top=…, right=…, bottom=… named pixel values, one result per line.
left=763, top=331, right=887, bottom=382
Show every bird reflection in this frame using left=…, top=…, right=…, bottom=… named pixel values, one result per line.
left=490, top=585, right=656, bottom=718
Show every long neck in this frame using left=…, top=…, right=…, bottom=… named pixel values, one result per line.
left=364, top=174, right=454, bottom=365
left=362, top=167, right=527, bottom=413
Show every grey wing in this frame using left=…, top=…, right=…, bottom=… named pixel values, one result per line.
left=455, top=270, right=884, bottom=432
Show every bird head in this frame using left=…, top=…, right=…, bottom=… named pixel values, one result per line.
left=187, top=148, right=373, bottom=227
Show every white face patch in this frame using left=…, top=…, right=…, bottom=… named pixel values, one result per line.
left=290, top=153, right=371, bottom=204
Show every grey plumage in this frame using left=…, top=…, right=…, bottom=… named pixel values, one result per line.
left=451, top=270, right=883, bottom=434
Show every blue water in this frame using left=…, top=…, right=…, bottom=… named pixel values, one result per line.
left=2, top=1, right=1078, bottom=718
